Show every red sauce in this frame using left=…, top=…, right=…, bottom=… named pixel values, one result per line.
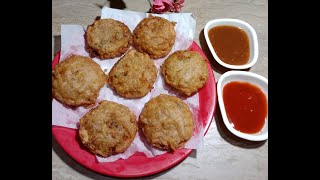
left=223, top=81, right=267, bottom=134
left=208, top=25, right=250, bottom=65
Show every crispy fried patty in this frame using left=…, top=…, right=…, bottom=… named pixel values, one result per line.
left=108, top=49, right=158, bottom=98
left=79, top=100, right=138, bottom=157
left=52, top=55, right=107, bottom=107
left=133, top=15, right=176, bottom=59
left=86, top=18, right=133, bottom=59
left=161, top=50, right=208, bottom=96
left=139, top=94, right=194, bottom=152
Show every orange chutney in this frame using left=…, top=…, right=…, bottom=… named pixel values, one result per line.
left=208, top=25, right=250, bottom=65
left=223, top=81, right=267, bottom=134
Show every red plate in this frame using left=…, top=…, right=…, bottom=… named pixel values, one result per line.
left=52, top=41, right=217, bottom=178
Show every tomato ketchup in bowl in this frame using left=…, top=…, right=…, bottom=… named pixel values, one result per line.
left=217, top=71, right=268, bottom=141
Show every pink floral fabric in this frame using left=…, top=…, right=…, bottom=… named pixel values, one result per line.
left=151, top=0, right=185, bottom=14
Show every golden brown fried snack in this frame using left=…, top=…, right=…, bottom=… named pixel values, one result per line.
left=52, top=55, right=107, bottom=107
left=161, top=50, right=208, bottom=96
left=79, top=100, right=138, bottom=157
left=139, top=94, right=194, bottom=152
left=108, top=49, right=158, bottom=98
left=86, top=18, right=133, bottom=59
left=133, top=15, right=176, bottom=59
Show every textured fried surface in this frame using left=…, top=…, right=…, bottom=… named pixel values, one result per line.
left=133, top=15, right=176, bottom=59
left=108, top=49, right=158, bottom=98
left=139, top=94, right=194, bottom=152
left=86, top=18, right=133, bottom=59
left=79, top=100, right=138, bottom=157
left=161, top=50, right=209, bottom=96
left=52, top=55, right=107, bottom=107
